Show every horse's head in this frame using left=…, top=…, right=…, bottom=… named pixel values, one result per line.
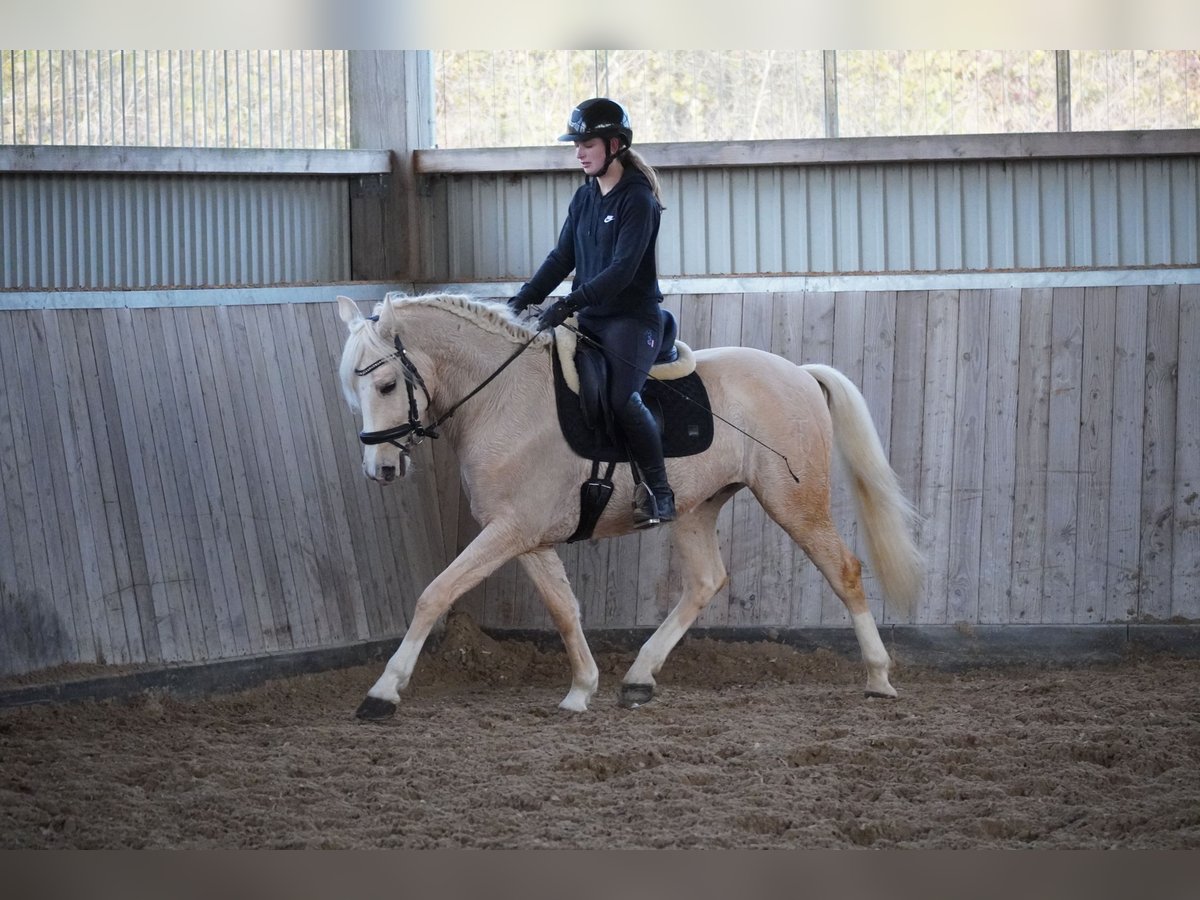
left=337, top=295, right=434, bottom=484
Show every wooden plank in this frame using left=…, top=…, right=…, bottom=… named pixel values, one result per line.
left=1009, top=289, right=1054, bottom=624
left=760, top=292, right=803, bottom=628
left=171, top=307, right=241, bottom=657
left=184, top=306, right=253, bottom=655
left=794, top=291, right=836, bottom=626
left=156, top=308, right=225, bottom=657
left=728, top=291, right=773, bottom=627
left=295, top=303, right=371, bottom=642
left=1044, top=288, right=1085, bottom=623
left=604, top=533, right=642, bottom=629
left=916, top=290, right=959, bottom=625
left=1075, top=288, right=1117, bottom=622
left=572, top=536, right=609, bottom=631
left=411, top=131, right=1200, bottom=175
left=131, top=310, right=199, bottom=661
left=1139, top=284, right=1180, bottom=620
left=265, top=303, right=335, bottom=646
left=77, top=310, right=136, bottom=665
left=200, top=306, right=266, bottom=653
left=861, top=291, right=898, bottom=620
left=677, top=294, right=724, bottom=629
left=43, top=310, right=103, bottom=663
left=0, top=312, right=49, bottom=673
left=946, top=290, right=990, bottom=625
left=635, top=522, right=673, bottom=629
left=1173, top=284, right=1200, bottom=619
left=698, top=292, right=745, bottom=627
left=95, top=310, right=157, bottom=663
left=978, top=289, right=1021, bottom=624
left=19, top=311, right=82, bottom=665
left=218, top=304, right=289, bottom=651
left=311, top=302, right=389, bottom=641
left=242, top=304, right=318, bottom=647
left=827, top=291, right=867, bottom=626
left=887, top=291, right=928, bottom=624
left=126, top=309, right=199, bottom=662
left=1106, top=286, right=1149, bottom=620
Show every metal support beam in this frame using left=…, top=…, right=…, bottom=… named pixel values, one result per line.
left=1056, top=50, right=1072, bottom=133
left=822, top=50, right=839, bottom=139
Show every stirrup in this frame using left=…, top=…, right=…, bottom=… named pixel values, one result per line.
left=632, top=484, right=675, bottom=528
left=632, top=483, right=660, bottom=528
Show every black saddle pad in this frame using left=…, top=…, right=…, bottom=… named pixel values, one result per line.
left=552, top=349, right=714, bottom=463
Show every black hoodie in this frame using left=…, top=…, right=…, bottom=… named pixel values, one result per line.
left=514, top=165, right=663, bottom=323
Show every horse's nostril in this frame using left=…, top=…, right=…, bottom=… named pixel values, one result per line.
left=381, top=466, right=396, bottom=482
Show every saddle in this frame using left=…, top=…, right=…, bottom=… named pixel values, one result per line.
left=552, top=309, right=714, bottom=542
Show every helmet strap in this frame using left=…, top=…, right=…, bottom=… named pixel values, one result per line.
left=594, top=136, right=626, bottom=179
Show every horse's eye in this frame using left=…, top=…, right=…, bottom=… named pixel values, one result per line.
left=379, top=381, right=397, bottom=396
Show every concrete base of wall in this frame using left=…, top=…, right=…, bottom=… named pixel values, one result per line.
left=2, top=624, right=1196, bottom=710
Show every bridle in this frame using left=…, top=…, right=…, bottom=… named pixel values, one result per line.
left=353, top=318, right=541, bottom=454
left=354, top=330, right=439, bottom=451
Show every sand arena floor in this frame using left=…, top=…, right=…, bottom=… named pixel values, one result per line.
left=2, top=612, right=1198, bottom=849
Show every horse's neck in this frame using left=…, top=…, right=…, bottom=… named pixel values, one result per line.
left=420, top=316, right=549, bottom=445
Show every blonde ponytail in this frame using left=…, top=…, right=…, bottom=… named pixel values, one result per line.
left=621, top=148, right=664, bottom=209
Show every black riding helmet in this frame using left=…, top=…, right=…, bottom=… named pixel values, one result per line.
left=558, top=97, right=632, bottom=177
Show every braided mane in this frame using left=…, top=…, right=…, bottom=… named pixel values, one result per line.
left=339, top=291, right=549, bottom=409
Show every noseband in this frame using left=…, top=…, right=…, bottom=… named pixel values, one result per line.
left=353, top=316, right=541, bottom=453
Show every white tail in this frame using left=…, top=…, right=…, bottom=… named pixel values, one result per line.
left=802, top=364, right=924, bottom=616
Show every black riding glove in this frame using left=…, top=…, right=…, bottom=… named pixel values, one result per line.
left=536, top=297, right=579, bottom=331
left=508, top=291, right=534, bottom=314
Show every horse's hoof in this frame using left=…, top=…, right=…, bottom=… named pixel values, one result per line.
left=619, top=684, right=654, bottom=708
left=864, top=689, right=897, bottom=700
left=355, top=696, right=397, bottom=720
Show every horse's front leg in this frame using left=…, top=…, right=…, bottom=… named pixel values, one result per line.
left=356, top=522, right=520, bottom=720
left=516, top=548, right=599, bottom=711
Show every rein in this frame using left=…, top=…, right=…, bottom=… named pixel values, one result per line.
left=355, top=320, right=541, bottom=452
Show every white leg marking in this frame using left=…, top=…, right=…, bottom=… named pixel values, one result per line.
left=852, top=610, right=896, bottom=697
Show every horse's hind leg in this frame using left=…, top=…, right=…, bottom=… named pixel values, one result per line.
left=772, top=507, right=896, bottom=698
left=516, top=548, right=599, bottom=711
left=620, top=486, right=739, bottom=707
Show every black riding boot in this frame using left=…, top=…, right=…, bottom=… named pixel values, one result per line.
left=617, top=394, right=676, bottom=528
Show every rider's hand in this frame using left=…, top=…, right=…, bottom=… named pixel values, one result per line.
left=536, top=298, right=577, bottom=331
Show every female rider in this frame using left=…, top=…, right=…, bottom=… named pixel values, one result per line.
left=509, top=97, right=675, bottom=528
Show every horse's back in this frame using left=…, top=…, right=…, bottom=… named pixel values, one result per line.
left=694, top=345, right=825, bottom=406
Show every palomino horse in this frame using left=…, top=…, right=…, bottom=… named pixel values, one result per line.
left=337, top=293, right=923, bottom=718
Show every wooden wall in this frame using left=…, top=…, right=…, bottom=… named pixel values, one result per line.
left=1, top=282, right=1197, bottom=676
left=0, top=300, right=448, bottom=676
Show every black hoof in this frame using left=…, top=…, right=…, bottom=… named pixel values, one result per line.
left=355, top=696, right=397, bottom=720
left=619, top=683, right=655, bottom=708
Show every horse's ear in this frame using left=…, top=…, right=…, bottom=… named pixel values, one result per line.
left=377, top=294, right=400, bottom=333
left=337, top=295, right=364, bottom=330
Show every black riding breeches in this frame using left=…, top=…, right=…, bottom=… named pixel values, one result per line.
left=579, top=314, right=663, bottom=415
left=579, top=313, right=666, bottom=469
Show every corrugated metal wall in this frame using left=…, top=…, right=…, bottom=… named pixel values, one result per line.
left=0, top=174, right=351, bottom=289
left=417, top=156, right=1200, bottom=281
left=4, top=154, right=1194, bottom=291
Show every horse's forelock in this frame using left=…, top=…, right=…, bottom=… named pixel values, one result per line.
left=338, top=315, right=401, bottom=410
